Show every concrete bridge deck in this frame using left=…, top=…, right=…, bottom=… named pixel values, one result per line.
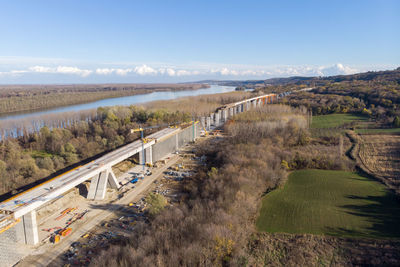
left=0, top=127, right=180, bottom=219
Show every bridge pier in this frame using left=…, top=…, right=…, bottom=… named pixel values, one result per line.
left=206, top=116, right=211, bottom=131
left=15, top=211, right=39, bottom=245
left=214, top=112, right=220, bottom=126
left=200, top=117, right=205, bottom=129
left=87, top=169, right=120, bottom=200
left=222, top=109, right=228, bottom=122
left=145, top=147, right=153, bottom=165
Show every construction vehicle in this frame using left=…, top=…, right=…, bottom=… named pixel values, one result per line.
left=130, top=178, right=139, bottom=184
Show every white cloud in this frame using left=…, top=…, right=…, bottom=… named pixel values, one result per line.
left=28, top=65, right=92, bottom=77
left=115, top=68, right=133, bottom=76
left=318, top=63, right=357, bottom=76
left=96, top=68, right=115, bottom=75
left=55, top=66, right=92, bottom=77
left=29, top=66, right=53, bottom=73
left=0, top=63, right=375, bottom=82
left=134, top=65, right=157, bottom=75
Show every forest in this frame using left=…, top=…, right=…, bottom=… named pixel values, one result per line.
left=0, top=105, right=191, bottom=196
left=0, top=91, right=252, bottom=198
left=89, top=103, right=398, bottom=266
left=260, top=68, right=400, bottom=126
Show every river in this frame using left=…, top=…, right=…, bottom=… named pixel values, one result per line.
left=0, top=85, right=236, bottom=138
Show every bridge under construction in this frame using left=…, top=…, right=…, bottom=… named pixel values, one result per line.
left=0, top=92, right=287, bottom=266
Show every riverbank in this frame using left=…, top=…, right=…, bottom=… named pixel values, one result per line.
left=0, top=85, right=237, bottom=139
left=0, top=83, right=209, bottom=115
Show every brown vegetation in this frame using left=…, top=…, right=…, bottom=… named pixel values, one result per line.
left=143, top=91, right=252, bottom=116
left=247, top=233, right=400, bottom=266
left=89, top=105, right=361, bottom=266
left=349, top=131, right=400, bottom=194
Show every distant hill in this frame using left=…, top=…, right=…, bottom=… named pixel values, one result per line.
left=195, top=67, right=400, bottom=88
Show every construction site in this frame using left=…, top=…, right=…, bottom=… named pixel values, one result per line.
left=0, top=93, right=282, bottom=267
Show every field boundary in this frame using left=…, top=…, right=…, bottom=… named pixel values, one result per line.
left=346, top=130, right=399, bottom=195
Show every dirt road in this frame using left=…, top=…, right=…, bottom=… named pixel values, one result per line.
left=16, top=154, right=180, bottom=267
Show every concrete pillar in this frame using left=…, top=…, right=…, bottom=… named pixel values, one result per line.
left=19, top=211, right=39, bottom=245
left=223, top=109, right=228, bottom=122
left=215, top=112, right=220, bottom=126
left=95, top=171, right=109, bottom=200
left=200, top=117, right=205, bottom=129
left=252, top=100, right=257, bottom=108
left=87, top=174, right=100, bottom=200
left=139, top=149, right=145, bottom=165
left=206, top=117, right=211, bottom=131
left=175, top=133, right=179, bottom=150
left=192, top=122, right=197, bottom=141
left=229, top=107, right=234, bottom=117
left=145, top=146, right=153, bottom=165
left=217, top=110, right=222, bottom=123
left=210, top=113, right=215, bottom=125
left=107, top=170, right=120, bottom=189
left=246, top=101, right=250, bottom=111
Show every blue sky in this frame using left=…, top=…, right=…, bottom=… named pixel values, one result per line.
left=0, top=0, right=399, bottom=83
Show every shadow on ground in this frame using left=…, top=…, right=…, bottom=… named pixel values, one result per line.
left=326, top=193, right=400, bottom=238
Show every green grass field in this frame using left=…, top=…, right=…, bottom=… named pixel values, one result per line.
left=311, top=113, right=368, bottom=129
left=256, top=169, right=400, bottom=239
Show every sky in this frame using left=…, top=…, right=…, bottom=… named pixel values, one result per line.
left=0, top=0, right=399, bottom=84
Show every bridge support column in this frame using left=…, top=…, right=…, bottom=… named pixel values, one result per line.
left=223, top=109, right=228, bottom=122
left=217, top=110, right=222, bottom=124
left=192, top=122, right=197, bottom=141
left=206, top=117, right=211, bottom=131
left=210, top=113, right=215, bottom=125
left=139, top=149, right=144, bottom=165
left=15, top=211, right=39, bottom=245
left=94, top=171, right=109, bottom=200
left=145, top=146, right=153, bottom=165
left=87, top=174, right=100, bottom=199
left=200, top=117, right=205, bottom=129
left=175, top=133, right=179, bottom=151
left=214, top=112, right=220, bottom=126
left=88, top=170, right=117, bottom=200
left=229, top=107, right=234, bottom=117
left=107, top=170, right=120, bottom=189
left=246, top=101, right=250, bottom=111
left=252, top=100, right=256, bottom=108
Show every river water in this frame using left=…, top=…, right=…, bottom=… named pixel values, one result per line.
left=0, top=85, right=236, bottom=138
left=0, top=85, right=236, bottom=122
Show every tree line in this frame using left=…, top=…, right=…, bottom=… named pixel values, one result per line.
left=0, top=106, right=191, bottom=196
